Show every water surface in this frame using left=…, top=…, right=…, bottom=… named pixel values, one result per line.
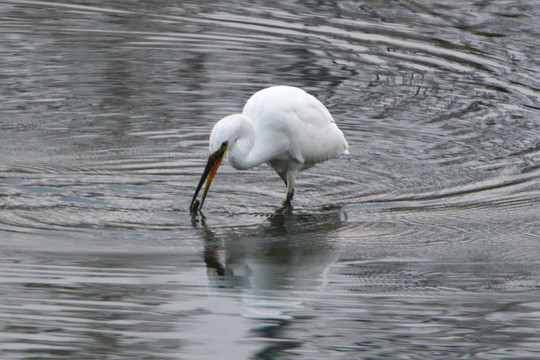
left=1, top=0, right=539, bottom=359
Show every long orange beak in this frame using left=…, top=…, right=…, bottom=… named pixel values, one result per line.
left=190, top=142, right=228, bottom=212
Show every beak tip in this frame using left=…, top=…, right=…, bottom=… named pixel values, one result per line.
left=190, top=199, right=200, bottom=213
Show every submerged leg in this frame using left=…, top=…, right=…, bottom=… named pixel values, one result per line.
left=286, top=170, right=296, bottom=201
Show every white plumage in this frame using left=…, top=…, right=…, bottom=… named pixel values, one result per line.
left=191, top=86, right=349, bottom=212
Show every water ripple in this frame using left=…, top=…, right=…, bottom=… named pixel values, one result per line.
left=1, top=0, right=540, bottom=358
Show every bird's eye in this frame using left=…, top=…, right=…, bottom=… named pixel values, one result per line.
left=222, top=141, right=228, bottom=147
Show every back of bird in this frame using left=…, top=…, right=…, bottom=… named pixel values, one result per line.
left=242, top=86, right=348, bottom=166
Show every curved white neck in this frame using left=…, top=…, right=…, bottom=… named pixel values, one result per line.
left=227, top=116, right=258, bottom=170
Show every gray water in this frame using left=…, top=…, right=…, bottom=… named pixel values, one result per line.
left=1, top=0, right=540, bottom=359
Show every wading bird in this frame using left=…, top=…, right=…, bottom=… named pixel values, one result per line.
left=190, top=86, right=348, bottom=213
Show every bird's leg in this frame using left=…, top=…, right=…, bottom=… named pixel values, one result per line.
left=286, top=171, right=296, bottom=201
left=286, top=188, right=294, bottom=202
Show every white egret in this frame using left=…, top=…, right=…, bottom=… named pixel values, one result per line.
left=190, top=86, right=349, bottom=212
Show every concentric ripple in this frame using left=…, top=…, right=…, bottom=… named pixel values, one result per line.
left=1, top=0, right=539, bottom=359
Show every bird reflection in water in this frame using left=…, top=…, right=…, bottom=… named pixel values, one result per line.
left=191, top=204, right=347, bottom=292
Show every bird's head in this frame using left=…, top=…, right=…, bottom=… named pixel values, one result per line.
left=208, top=114, right=249, bottom=153
left=190, top=114, right=248, bottom=213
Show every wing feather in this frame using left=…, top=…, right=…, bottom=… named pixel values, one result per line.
left=243, top=86, right=348, bottom=167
